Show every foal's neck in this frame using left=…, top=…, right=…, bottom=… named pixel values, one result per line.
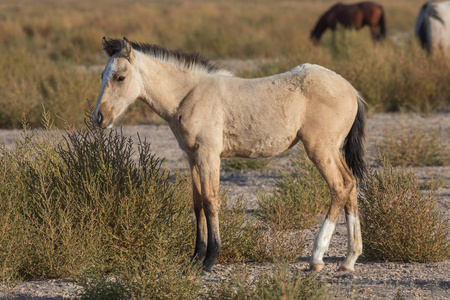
left=135, top=52, right=203, bottom=122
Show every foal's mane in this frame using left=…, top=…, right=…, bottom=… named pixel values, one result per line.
left=104, top=38, right=233, bottom=76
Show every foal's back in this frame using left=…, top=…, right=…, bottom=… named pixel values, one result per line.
left=219, top=64, right=358, bottom=158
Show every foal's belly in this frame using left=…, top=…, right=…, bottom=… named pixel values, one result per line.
left=221, top=131, right=300, bottom=158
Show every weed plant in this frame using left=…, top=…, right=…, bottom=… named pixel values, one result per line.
left=0, top=115, right=204, bottom=297
left=252, top=228, right=306, bottom=263
left=210, top=265, right=330, bottom=299
left=377, top=120, right=449, bottom=166
left=360, top=156, right=450, bottom=262
left=251, top=150, right=329, bottom=263
left=217, top=193, right=259, bottom=264
left=222, top=157, right=272, bottom=172
left=257, top=150, right=329, bottom=231
left=1, top=113, right=300, bottom=296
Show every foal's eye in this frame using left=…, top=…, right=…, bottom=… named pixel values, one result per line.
left=118, top=76, right=126, bottom=82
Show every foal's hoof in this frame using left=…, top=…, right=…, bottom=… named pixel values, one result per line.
left=337, top=266, right=353, bottom=272
left=310, top=264, right=324, bottom=272
left=202, top=265, right=212, bottom=273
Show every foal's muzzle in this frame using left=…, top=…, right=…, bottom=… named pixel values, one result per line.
left=97, top=112, right=103, bottom=125
left=93, top=111, right=109, bottom=128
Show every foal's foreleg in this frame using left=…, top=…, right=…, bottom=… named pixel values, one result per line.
left=188, top=156, right=208, bottom=264
left=194, top=150, right=222, bottom=272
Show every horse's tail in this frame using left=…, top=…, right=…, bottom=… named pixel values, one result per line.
left=379, top=8, right=386, bottom=39
left=343, top=93, right=367, bottom=183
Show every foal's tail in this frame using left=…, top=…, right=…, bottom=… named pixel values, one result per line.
left=379, top=8, right=386, bottom=39
left=343, top=93, right=367, bottom=183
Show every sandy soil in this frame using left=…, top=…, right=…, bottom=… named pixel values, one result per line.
left=0, top=113, right=449, bottom=299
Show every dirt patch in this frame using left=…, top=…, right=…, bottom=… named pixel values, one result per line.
left=0, top=113, right=449, bottom=299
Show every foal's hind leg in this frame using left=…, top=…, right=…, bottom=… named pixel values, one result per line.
left=305, top=146, right=356, bottom=272
left=340, top=154, right=362, bottom=271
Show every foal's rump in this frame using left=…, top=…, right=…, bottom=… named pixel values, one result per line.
left=293, top=64, right=359, bottom=140
left=292, top=64, right=366, bottom=180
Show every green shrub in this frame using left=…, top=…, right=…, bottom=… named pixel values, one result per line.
left=377, top=120, right=449, bottom=167
left=0, top=116, right=202, bottom=297
left=218, top=193, right=259, bottom=264
left=250, top=150, right=328, bottom=263
left=210, top=265, right=330, bottom=300
left=257, top=150, right=329, bottom=231
left=360, top=156, right=450, bottom=262
left=4, top=115, right=299, bottom=296
left=252, top=228, right=305, bottom=263
left=222, top=158, right=271, bottom=172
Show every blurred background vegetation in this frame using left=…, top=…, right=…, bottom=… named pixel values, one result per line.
left=0, top=0, right=449, bottom=128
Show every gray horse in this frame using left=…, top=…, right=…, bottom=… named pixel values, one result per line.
left=415, top=1, right=450, bottom=52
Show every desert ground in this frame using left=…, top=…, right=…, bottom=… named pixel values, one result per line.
left=0, top=113, right=449, bottom=299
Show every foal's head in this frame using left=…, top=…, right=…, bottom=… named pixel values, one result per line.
left=93, top=37, right=143, bottom=129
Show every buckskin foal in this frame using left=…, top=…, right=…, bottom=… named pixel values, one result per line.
left=93, top=38, right=367, bottom=272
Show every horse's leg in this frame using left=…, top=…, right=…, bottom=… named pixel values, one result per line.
left=194, top=148, right=221, bottom=272
left=340, top=161, right=363, bottom=271
left=370, top=25, right=379, bottom=43
left=305, top=146, right=356, bottom=272
left=188, top=155, right=208, bottom=264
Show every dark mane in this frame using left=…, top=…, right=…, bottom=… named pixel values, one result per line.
left=103, top=38, right=232, bottom=76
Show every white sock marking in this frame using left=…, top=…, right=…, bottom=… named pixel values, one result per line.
left=311, top=218, right=336, bottom=265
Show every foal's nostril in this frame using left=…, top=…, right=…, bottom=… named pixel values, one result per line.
left=97, top=112, right=103, bottom=124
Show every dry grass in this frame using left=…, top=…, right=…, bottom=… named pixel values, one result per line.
left=0, top=115, right=203, bottom=296
left=252, top=150, right=329, bottom=263
left=257, top=150, right=329, bottom=231
left=222, top=157, right=272, bottom=172
left=377, top=119, right=449, bottom=166
left=0, top=0, right=448, bottom=128
left=360, top=156, right=450, bottom=263
left=210, top=265, right=330, bottom=300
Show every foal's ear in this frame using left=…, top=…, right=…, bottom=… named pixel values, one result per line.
left=101, top=37, right=135, bottom=62
left=123, top=37, right=135, bottom=62
left=102, top=37, right=115, bottom=57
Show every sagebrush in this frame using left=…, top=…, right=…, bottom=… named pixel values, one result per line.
left=377, top=119, right=449, bottom=166
left=360, top=156, right=450, bottom=262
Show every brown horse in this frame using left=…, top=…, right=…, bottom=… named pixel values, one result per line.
left=311, top=1, right=386, bottom=45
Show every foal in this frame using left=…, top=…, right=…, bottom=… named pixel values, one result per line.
left=93, top=38, right=367, bottom=272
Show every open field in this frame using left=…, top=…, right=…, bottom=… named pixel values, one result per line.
left=0, top=0, right=449, bottom=128
left=0, top=0, right=449, bottom=299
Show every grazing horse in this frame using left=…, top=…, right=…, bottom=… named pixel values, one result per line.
left=93, top=38, right=367, bottom=273
left=311, top=1, right=386, bottom=45
left=415, top=1, right=450, bottom=52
